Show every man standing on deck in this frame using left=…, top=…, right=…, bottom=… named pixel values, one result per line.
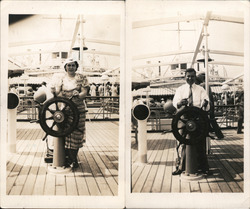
left=172, top=68, right=210, bottom=175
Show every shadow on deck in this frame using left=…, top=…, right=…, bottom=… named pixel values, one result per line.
left=6, top=121, right=119, bottom=196
left=131, top=129, right=244, bottom=193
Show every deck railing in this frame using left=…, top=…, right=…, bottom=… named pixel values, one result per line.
left=16, top=96, right=119, bottom=121
left=132, top=105, right=240, bottom=133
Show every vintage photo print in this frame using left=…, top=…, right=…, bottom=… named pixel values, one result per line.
left=1, top=1, right=125, bottom=208
left=126, top=0, right=249, bottom=208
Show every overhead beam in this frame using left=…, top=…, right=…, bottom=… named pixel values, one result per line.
left=8, top=57, right=23, bottom=68
left=86, top=50, right=119, bottom=57
left=9, top=50, right=57, bottom=56
left=133, top=50, right=194, bottom=60
left=86, top=38, right=120, bottom=46
left=222, top=73, right=244, bottom=84
left=210, top=14, right=244, bottom=24
left=102, top=65, right=120, bottom=75
left=9, top=39, right=71, bottom=47
left=9, top=38, right=120, bottom=48
left=133, top=15, right=203, bottom=29
left=209, top=50, right=244, bottom=57
left=9, top=49, right=119, bottom=57
left=133, top=59, right=243, bottom=70
left=132, top=13, right=243, bottom=29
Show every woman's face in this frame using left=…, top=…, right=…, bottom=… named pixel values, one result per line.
left=66, top=61, right=77, bottom=75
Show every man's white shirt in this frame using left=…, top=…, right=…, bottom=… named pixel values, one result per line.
left=173, top=83, right=210, bottom=111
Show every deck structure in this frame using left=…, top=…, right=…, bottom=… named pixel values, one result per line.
left=131, top=130, right=243, bottom=193
left=6, top=121, right=119, bottom=196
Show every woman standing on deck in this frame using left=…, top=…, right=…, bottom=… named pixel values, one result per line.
left=51, top=58, right=89, bottom=168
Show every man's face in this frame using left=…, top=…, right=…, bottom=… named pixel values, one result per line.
left=185, top=71, right=196, bottom=85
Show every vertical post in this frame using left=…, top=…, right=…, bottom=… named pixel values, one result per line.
left=132, top=104, right=150, bottom=164
left=7, top=93, right=19, bottom=153
left=144, top=86, right=150, bottom=106
left=52, top=134, right=66, bottom=167
left=137, top=120, right=147, bottom=163
left=158, top=61, right=161, bottom=77
left=185, top=145, right=198, bottom=174
left=204, top=24, right=211, bottom=154
left=39, top=49, right=42, bottom=65
left=79, top=15, right=84, bottom=74
left=204, top=25, right=209, bottom=97
left=8, top=108, right=17, bottom=153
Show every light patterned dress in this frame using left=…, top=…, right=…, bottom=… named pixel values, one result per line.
left=52, top=73, right=89, bottom=149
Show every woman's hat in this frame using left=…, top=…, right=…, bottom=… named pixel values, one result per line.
left=64, top=58, right=78, bottom=67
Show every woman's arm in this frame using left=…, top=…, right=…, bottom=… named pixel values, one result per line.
left=77, top=87, right=88, bottom=99
left=73, top=74, right=89, bottom=99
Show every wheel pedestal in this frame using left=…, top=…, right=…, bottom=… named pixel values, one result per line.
left=47, top=127, right=71, bottom=174
left=132, top=103, right=150, bottom=165
left=181, top=145, right=203, bottom=181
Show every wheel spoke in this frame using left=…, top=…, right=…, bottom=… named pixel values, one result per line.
left=182, top=131, right=187, bottom=139
left=180, top=118, right=188, bottom=123
left=50, top=121, right=57, bottom=130
left=47, top=108, right=56, bottom=115
left=193, top=115, right=200, bottom=121
left=61, top=103, right=69, bottom=112
left=177, top=125, right=186, bottom=130
left=45, top=116, right=54, bottom=121
left=55, top=101, right=60, bottom=111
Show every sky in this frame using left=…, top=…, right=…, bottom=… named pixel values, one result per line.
left=8, top=14, right=121, bottom=71
left=129, top=0, right=245, bottom=79
left=6, top=1, right=246, bottom=80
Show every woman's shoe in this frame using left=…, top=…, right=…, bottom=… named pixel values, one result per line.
left=72, top=161, right=79, bottom=168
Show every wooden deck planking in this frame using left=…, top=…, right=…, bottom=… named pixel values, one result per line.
left=21, top=130, right=45, bottom=195
left=56, top=175, right=66, bottom=196
left=84, top=126, right=118, bottom=195
left=6, top=121, right=119, bottom=196
left=88, top=127, right=119, bottom=169
left=207, top=154, right=232, bottom=192
left=7, top=129, right=42, bottom=194
left=131, top=134, right=156, bottom=181
left=161, top=136, right=176, bottom=193
left=66, top=174, right=78, bottom=196
left=131, top=130, right=244, bottom=193
left=151, top=137, right=173, bottom=193
left=211, top=143, right=243, bottom=191
left=78, top=149, right=102, bottom=196
left=144, top=132, right=174, bottom=192
left=141, top=138, right=166, bottom=192
left=132, top=134, right=160, bottom=192
left=199, top=177, right=212, bottom=193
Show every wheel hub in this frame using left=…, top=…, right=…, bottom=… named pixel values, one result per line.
left=171, top=106, right=209, bottom=145
left=53, top=111, right=65, bottom=123
left=38, top=96, right=79, bottom=137
left=186, top=120, right=196, bottom=132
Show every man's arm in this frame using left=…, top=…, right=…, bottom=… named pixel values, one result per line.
left=173, top=86, right=188, bottom=109
left=200, top=87, right=210, bottom=111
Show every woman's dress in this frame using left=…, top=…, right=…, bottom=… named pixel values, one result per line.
left=52, top=73, right=89, bottom=149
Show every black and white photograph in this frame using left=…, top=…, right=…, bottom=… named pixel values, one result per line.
left=126, top=0, right=249, bottom=208
left=1, top=1, right=125, bottom=208
left=1, top=0, right=250, bottom=209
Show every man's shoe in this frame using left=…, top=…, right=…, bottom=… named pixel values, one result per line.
left=237, top=131, right=243, bottom=134
left=172, top=169, right=182, bottom=175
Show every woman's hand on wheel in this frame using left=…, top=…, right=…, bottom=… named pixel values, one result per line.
left=73, top=90, right=79, bottom=97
